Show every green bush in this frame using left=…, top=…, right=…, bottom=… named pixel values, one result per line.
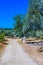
left=15, top=31, right=22, bottom=37
left=36, top=30, right=43, bottom=39
left=0, top=33, right=5, bottom=43
left=39, top=31, right=43, bottom=39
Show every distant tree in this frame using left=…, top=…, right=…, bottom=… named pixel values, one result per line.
left=13, top=15, right=23, bottom=37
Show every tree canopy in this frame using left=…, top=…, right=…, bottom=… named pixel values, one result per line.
left=13, top=0, right=43, bottom=38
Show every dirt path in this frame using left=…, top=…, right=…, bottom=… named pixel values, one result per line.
left=0, top=39, right=38, bottom=65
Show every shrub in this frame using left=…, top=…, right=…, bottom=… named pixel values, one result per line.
left=36, top=30, right=43, bottom=39
left=0, top=33, right=5, bottom=43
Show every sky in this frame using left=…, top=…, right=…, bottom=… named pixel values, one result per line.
left=0, top=0, right=29, bottom=28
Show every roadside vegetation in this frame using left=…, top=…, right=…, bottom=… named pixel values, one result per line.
left=0, top=32, right=5, bottom=43
left=0, top=28, right=14, bottom=44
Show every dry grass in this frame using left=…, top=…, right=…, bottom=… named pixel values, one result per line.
left=26, top=38, right=43, bottom=43
left=0, top=38, right=10, bottom=56
left=17, top=38, right=43, bottom=65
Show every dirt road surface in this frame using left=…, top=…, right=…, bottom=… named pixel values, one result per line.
left=0, top=39, right=38, bottom=65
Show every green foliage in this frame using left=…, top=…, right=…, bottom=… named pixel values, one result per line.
left=29, top=0, right=42, bottom=30
left=13, top=0, right=43, bottom=38
left=22, top=14, right=29, bottom=36
left=22, top=0, right=43, bottom=37
left=0, top=32, right=5, bottom=42
left=36, top=30, right=43, bottom=39
left=40, top=1, right=43, bottom=16
left=13, top=15, right=23, bottom=37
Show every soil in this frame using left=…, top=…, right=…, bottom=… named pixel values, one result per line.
left=17, top=38, right=43, bottom=65
left=0, top=43, right=6, bottom=56
left=0, top=38, right=10, bottom=56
